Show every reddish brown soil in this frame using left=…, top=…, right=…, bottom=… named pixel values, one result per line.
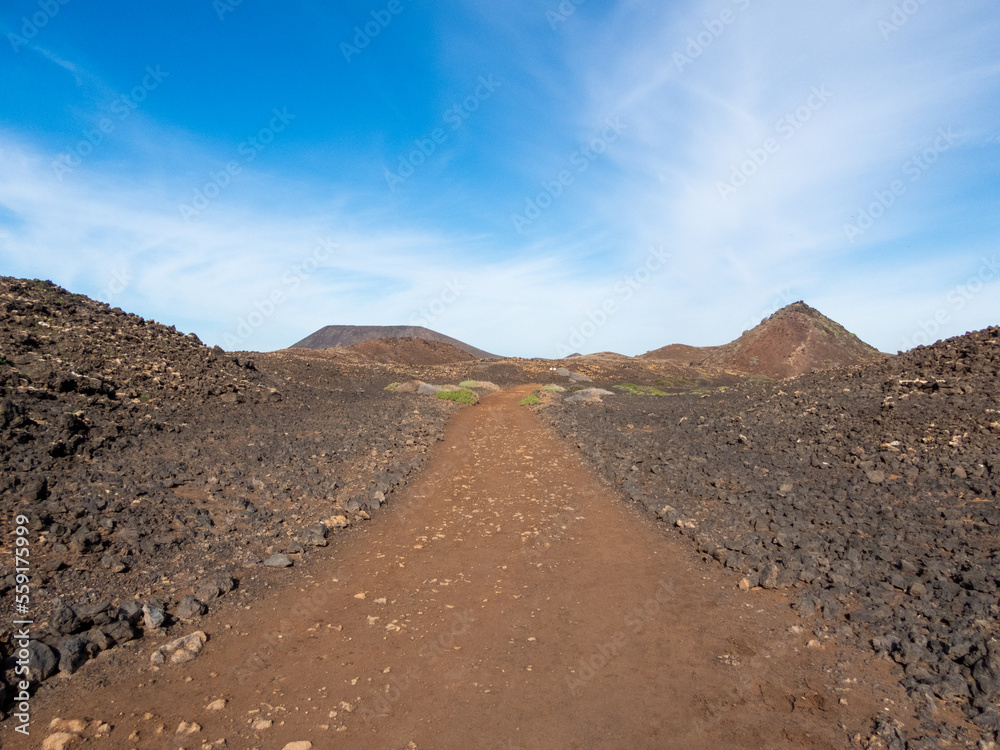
left=640, top=343, right=721, bottom=365
left=292, top=325, right=498, bottom=359
left=699, top=303, right=885, bottom=379
left=348, top=338, right=479, bottom=366
left=9, top=387, right=921, bottom=749
left=642, top=302, right=885, bottom=379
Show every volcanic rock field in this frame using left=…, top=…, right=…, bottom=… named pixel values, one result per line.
left=544, top=327, right=1000, bottom=746
left=1, top=275, right=998, bottom=749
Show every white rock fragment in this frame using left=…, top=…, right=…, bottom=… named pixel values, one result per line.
left=42, top=733, right=78, bottom=750
left=48, top=719, right=87, bottom=734
left=150, top=631, right=209, bottom=665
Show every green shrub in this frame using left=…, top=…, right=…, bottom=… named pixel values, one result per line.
left=384, top=382, right=400, bottom=391
left=520, top=394, right=542, bottom=406
left=436, top=389, right=478, bottom=405
left=459, top=380, right=479, bottom=388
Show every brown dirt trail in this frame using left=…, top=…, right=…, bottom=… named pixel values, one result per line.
left=12, top=386, right=915, bottom=749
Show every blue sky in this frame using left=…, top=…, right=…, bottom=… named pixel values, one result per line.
left=1, top=0, right=998, bottom=357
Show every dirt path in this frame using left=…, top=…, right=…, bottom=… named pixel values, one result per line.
left=14, top=386, right=917, bottom=749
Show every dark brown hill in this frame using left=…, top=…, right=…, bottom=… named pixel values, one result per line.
left=348, top=337, right=477, bottom=366
left=291, top=325, right=498, bottom=359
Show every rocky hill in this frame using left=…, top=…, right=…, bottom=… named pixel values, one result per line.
left=640, top=343, right=721, bottom=366
left=642, top=302, right=885, bottom=379
left=291, top=325, right=498, bottom=360
left=348, top=337, right=478, bottom=366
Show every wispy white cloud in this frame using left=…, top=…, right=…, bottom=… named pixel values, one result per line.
left=1, top=1, right=998, bottom=359
left=538, top=0, right=1000, bottom=348
left=0, top=133, right=628, bottom=356
left=35, top=46, right=80, bottom=77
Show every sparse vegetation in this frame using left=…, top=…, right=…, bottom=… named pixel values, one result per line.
left=614, top=383, right=668, bottom=396
left=436, top=389, right=478, bottom=405
left=1, top=273, right=995, bottom=746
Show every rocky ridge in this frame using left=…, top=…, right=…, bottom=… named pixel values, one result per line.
left=643, top=301, right=886, bottom=379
